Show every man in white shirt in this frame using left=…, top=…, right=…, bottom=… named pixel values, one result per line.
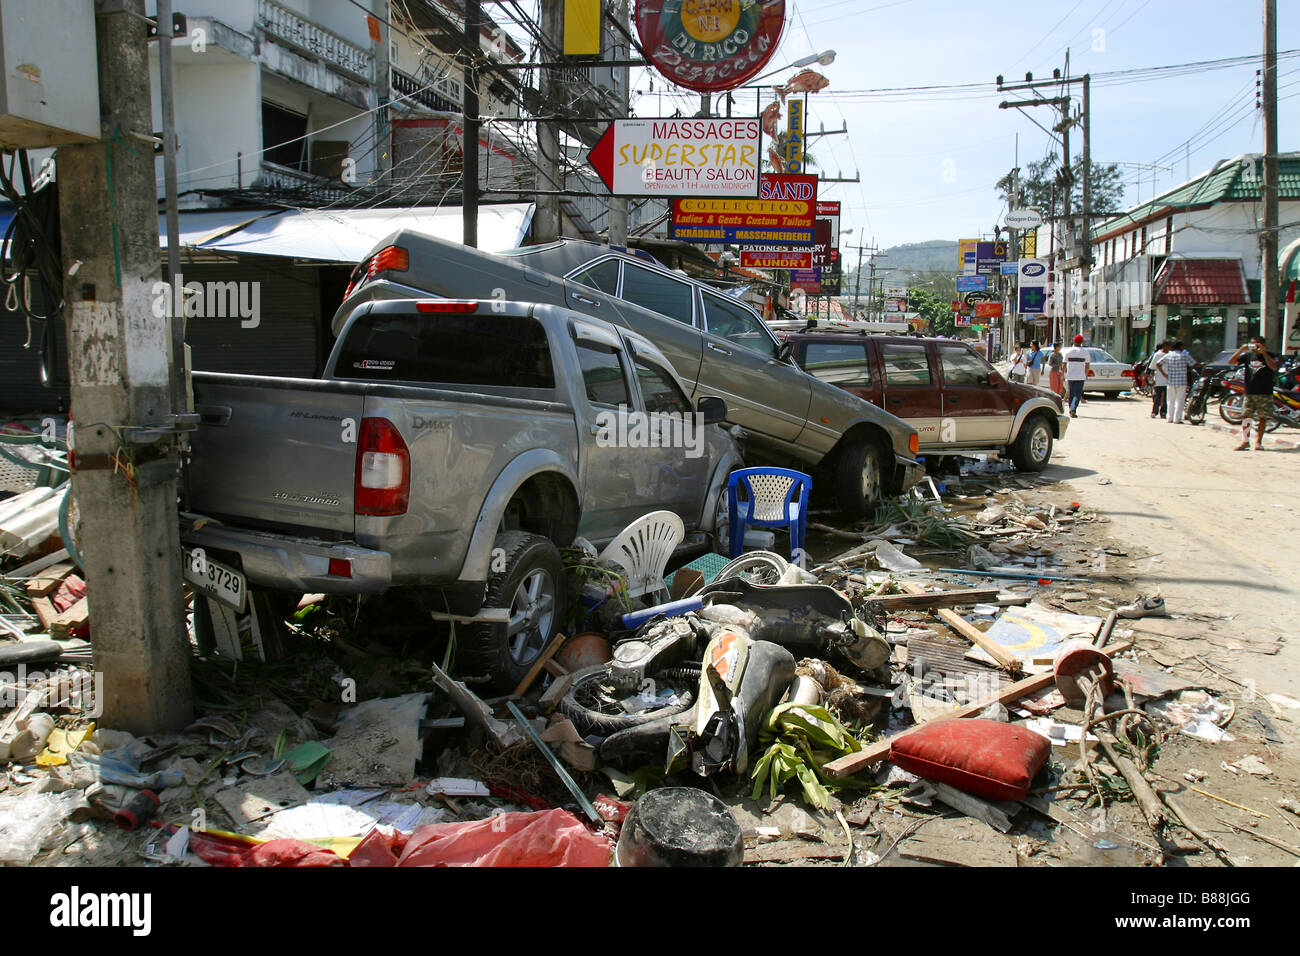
left=1149, top=341, right=1170, bottom=419
left=1062, top=334, right=1091, bottom=418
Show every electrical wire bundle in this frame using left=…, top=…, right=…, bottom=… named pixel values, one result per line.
left=1, top=148, right=65, bottom=388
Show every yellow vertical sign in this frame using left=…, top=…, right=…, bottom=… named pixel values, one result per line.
left=564, top=0, right=602, bottom=56
left=785, top=99, right=804, bottom=173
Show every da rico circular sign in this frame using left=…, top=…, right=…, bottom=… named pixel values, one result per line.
left=635, top=1, right=787, bottom=94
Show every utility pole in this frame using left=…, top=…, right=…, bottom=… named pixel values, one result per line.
left=463, top=0, right=480, bottom=247
left=848, top=240, right=876, bottom=317
left=1261, top=0, right=1281, bottom=351
left=607, top=0, right=630, bottom=245
left=533, top=1, right=563, bottom=241
left=57, top=0, right=193, bottom=733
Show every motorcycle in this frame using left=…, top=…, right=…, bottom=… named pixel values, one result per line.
left=1218, top=356, right=1300, bottom=431
left=1184, top=366, right=1230, bottom=424
left=559, top=576, right=889, bottom=772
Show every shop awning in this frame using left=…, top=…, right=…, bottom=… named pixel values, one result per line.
left=158, top=203, right=535, bottom=263
left=1152, top=257, right=1250, bottom=305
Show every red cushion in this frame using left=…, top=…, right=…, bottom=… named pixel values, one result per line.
left=889, top=719, right=1051, bottom=802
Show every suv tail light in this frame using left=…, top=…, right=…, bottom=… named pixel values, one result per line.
left=354, top=418, right=410, bottom=516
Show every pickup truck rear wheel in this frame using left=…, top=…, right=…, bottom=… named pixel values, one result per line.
left=835, top=441, right=885, bottom=519
left=1010, top=415, right=1053, bottom=472
left=461, top=531, right=566, bottom=691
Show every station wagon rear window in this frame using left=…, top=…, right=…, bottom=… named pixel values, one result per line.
left=620, top=263, right=694, bottom=324
left=571, top=259, right=621, bottom=296
left=334, top=313, right=555, bottom=389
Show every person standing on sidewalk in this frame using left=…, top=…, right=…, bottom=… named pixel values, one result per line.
left=1048, top=342, right=1065, bottom=397
left=1154, top=339, right=1194, bottom=423
left=1149, top=341, right=1170, bottom=419
left=1009, top=343, right=1027, bottom=383
left=1063, top=334, right=1091, bottom=417
left=1229, top=335, right=1278, bottom=450
left=1027, top=340, right=1044, bottom=385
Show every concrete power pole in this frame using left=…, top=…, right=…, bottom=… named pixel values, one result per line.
left=463, top=0, right=480, bottom=247
left=533, top=1, right=563, bottom=242
left=1261, top=0, right=1281, bottom=351
left=57, top=0, right=193, bottom=732
left=607, top=0, right=630, bottom=246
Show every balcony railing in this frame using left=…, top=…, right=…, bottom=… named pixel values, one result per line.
left=255, top=160, right=358, bottom=205
left=258, top=0, right=373, bottom=82
left=391, top=68, right=459, bottom=113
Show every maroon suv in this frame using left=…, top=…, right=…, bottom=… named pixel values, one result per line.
left=779, top=332, right=1070, bottom=470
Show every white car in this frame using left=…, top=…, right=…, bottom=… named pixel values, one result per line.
left=1083, top=348, right=1136, bottom=396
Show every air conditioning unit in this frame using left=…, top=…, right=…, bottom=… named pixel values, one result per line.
left=0, top=0, right=99, bottom=149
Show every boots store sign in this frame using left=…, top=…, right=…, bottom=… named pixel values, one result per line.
left=636, top=1, right=787, bottom=93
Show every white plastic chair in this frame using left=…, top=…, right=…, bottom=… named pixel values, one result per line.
left=597, top=510, right=686, bottom=602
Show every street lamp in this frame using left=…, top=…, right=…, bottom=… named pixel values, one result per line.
left=744, top=49, right=836, bottom=86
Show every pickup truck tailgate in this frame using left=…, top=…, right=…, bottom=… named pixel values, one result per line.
left=189, top=373, right=365, bottom=535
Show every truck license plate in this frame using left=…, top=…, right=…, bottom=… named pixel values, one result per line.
left=183, top=549, right=247, bottom=612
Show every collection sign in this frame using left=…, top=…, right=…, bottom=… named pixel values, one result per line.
left=670, top=172, right=817, bottom=244
left=587, top=117, right=762, bottom=197
left=635, top=0, right=787, bottom=93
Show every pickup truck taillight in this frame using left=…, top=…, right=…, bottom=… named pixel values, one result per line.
left=355, top=418, right=410, bottom=516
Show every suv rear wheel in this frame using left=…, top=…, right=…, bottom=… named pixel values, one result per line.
left=461, top=531, right=566, bottom=691
left=1010, top=415, right=1053, bottom=471
left=835, top=440, right=885, bottom=518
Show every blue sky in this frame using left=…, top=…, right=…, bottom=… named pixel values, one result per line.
left=615, top=0, right=1300, bottom=248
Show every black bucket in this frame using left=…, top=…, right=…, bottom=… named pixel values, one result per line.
left=615, top=787, right=744, bottom=867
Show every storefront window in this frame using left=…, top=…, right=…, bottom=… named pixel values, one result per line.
left=1167, top=309, right=1225, bottom=362
left=1236, top=309, right=1260, bottom=347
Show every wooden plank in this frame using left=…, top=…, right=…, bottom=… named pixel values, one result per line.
left=744, top=840, right=846, bottom=864
left=900, top=583, right=1022, bottom=674
left=48, top=597, right=89, bottom=638
left=23, top=562, right=74, bottom=598
left=867, top=587, right=1001, bottom=611
left=512, top=633, right=566, bottom=697
left=30, top=596, right=59, bottom=631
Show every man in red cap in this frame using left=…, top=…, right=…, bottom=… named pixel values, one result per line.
left=1062, top=334, right=1091, bottom=417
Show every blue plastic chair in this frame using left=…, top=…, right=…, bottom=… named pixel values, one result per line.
left=727, top=467, right=812, bottom=562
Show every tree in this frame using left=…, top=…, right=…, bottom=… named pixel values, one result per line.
left=907, top=288, right=955, bottom=336
left=996, top=156, right=1125, bottom=216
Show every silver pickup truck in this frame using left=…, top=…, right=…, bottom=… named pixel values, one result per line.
left=182, top=299, right=742, bottom=688
left=332, top=235, right=924, bottom=516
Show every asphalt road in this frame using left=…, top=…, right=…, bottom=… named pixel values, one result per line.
left=1038, top=392, right=1299, bottom=694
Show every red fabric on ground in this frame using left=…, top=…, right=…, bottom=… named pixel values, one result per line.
left=353, top=809, right=610, bottom=867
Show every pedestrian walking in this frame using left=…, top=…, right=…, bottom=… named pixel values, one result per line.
left=1153, top=339, right=1194, bottom=423
left=1229, top=335, right=1278, bottom=450
left=1027, top=340, right=1044, bottom=385
left=1062, top=334, right=1091, bottom=417
left=1048, top=342, right=1065, bottom=397
left=1149, top=341, right=1170, bottom=419
left=1009, top=343, right=1027, bottom=383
